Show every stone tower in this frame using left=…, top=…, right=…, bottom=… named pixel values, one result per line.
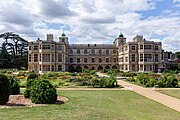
left=114, top=33, right=126, bottom=46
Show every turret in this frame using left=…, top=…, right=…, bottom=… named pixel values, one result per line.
left=47, top=34, right=53, bottom=41
left=114, top=33, right=126, bottom=46
left=59, top=32, right=69, bottom=44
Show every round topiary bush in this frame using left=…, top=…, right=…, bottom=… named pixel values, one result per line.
left=8, top=76, right=20, bottom=95
left=0, top=74, right=10, bottom=105
left=30, top=80, right=57, bottom=104
left=24, top=79, right=38, bottom=98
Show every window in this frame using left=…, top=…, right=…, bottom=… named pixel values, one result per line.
left=125, top=57, right=128, bottom=62
left=150, top=65, right=152, bottom=71
left=29, top=46, right=31, bottom=50
left=84, top=49, right=87, bottom=54
left=70, top=49, right=73, bottom=54
left=51, top=45, right=55, bottom=50
left=106, top=50, right=109, bottom=55
left=121, top=65, right=124, bottom=70
left=155, top=54, right=158, bottom=62
left=99, top=58, right=102, bottom=63
left=113, top=49, right=116, bottom=54
left=132, top=54, right=135, bottom=62
left=99, top=50, right=102, bottom=55
left=144, top=54, right=152, bottom=62
left=84, top=58, right=87, bottom=63
left=42, top=54, right=50, bottom=62
left=58, top=54, right=62, bottom=62
left=113, top=58, right=116, bottom=63
left=40, top=45, right=41, bottom=49
left=92, top=58, right=95, bottom=63
left=42, top=65, right=50, bottom=71
left=144, top=45, right=152, bottom=49
left=58, top=45, right=62, bottom=51
left=155, top=64, right=158, bottom=70
left=29, top=54, right=31, bottom=62
left=39, top=54, right=41, bottom=62
left=140, top=65, right=143, bottom=71
left=62, top=38, right=65, bottom=42
left=132, top=65, right=135, bottom=71
left=34, top=54, right=38, bottom=62
left=125, top=65, right=128, bottom=70
left=34, top=45, right=38, bottom=50
left=58, top=65, right=62, bottom=71
left=140, top=54, right=143, bottom=62
left=140, top=45, right=143, bottom=49
left=125, top=46, right=128, bottom=51
left=51, top=65, right=54, bottom=71
left=92, top=49, right=95, bottom=54
left=131, top=46, right=135, bottom=50
left=52, top=54, right=55, bottom=62
left=122, top=57, right=124, bottom=62
left=144, top=65, right=147, bottom=71
left=77, top=49, right=80, bottom=54
left=42, top=45, right=50, bottom=49
left=155, top=46, right=159, bottom=50
left=77, top=58, right=80, bottom=63
left=70, top=58, right=73, bottom=63
left=106, top=58, right=109, bottom=63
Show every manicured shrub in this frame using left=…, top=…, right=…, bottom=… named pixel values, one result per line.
left=92, top=78, right=100, bottom=87
left=145, top=79, right=156, bottom=87
left=90, top=70, right=96, bottom=75
left=136, top=73, right=149, bottom=85
left=92, top=76, right=117, bottom=88
left=27, top=73, right=38, bottom=80
left=8, top=76, right=20, bottom=95
left=0, top=74, right=10, bottom=105
left=30, top=80, right=57, bottom=104
left=106, top=76, right=117, bottom=88
left=24, top=79, right=38, bottom=98
left=167, top=76, right=178, bottom=87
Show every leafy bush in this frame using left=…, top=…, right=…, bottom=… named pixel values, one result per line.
left=19, top=80, right=27, bottom=87
left=1, top=70, right=7, bottom=73
left=24, top=79, right=38, bottom=98
left=8, top=76, right=20, bottom=95
left=157, top=76, right=178, bottom=88
left=0, top=74, right=10, bottom=104
left=30, top=80, right=57, bottom=104
left=27, top=73, right=38, bottom=80
left=92, top=78, right=100, bottom=87
left=120, top=72, right=137, bottom=77
left=136, top=73, right=149, bottom=85
left=90, top=70, right=97, bottom=75
left=92, top=76, right=117, bottom=88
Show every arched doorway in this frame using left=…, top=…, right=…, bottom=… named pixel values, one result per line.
left=84, top=66, right=88, bottom=69
left=91, top=66, right=95, bottom=70
left=112, top=65, right=117, bottom=69
left=98, top=66, right=103, bottom=71
left=105, top=65, right=110, bottom=69
left=68, top=65, right=75, bottom=72
left=76, top=66, right=82, bottom=72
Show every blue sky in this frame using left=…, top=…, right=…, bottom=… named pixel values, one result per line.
left=0, top=0, right=179, bottom=52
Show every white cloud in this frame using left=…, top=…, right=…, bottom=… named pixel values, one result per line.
left=0, top=0, right=179, bottom=52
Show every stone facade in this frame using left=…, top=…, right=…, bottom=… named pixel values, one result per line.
left=28, top=33, right=162, bottom=73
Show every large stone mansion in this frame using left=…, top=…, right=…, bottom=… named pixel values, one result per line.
left=28, top=33, right=162, bottom=73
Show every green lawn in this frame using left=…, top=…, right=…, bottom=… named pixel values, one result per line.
left=0, top=90, right=180, bottom=120
left=157, top=90, right=180, bottom=99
